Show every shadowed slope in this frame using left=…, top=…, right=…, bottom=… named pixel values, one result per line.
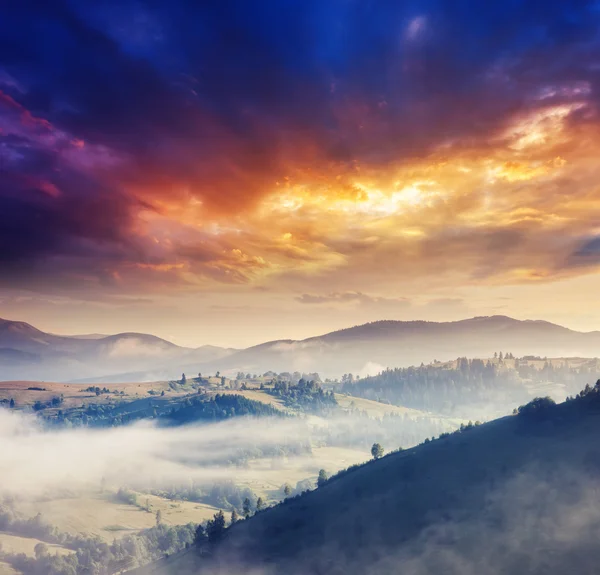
left=134, top=393, right=600, bottom=574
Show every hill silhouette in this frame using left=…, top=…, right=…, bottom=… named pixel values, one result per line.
left=199, top=315, right=600, bottom=377
left=0, top=318, right=234, bottom=381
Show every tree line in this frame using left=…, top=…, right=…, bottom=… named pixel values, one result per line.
left=270, top=379, right=337, bottom=414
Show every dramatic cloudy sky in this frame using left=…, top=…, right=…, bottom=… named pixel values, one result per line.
left=2, top=0, right=600, bottom=346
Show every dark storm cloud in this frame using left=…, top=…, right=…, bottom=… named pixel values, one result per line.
left=4, top=0, right=600, bottom=176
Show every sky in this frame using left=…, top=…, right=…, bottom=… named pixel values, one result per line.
left=2, top=0, right=600, bottom=347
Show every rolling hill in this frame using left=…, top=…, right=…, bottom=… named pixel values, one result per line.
left=194, top=315, right=600, bottom=377
left=2, top=315, right=600, bottom=382
left=135, top=389, right=600, bottom=574
left=0, top=318, right=235, bottom=382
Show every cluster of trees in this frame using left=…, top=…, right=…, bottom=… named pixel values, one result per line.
left=82, top=386, right=124, bottom=396
left=0, top=522, right=196, bottom=575
left=0, top=505, right=65, bottom=544
left=279, top=478, right=315, bottom=499
left=194, top=497, right=273, bottom=548
left=570, top=380, right=600, bottom=403
left=236, top=372, right=258, bottom=380
left=33, top=396, right=63, bottom=411
left=514, top=396, right=557, bottom=420
left=509, top=381, right=600, bottom=428
left=145, top=481, right=258, bottom=513
left=512, top=380, right=600, bottom=422
left=115, top=487, right=139, bottom=506
left=164, top=394, right=283, bottom=425
left=341, top=358, right=600, bottom=418
left=0, top=500, right=197, bottom=574
left=515, top=360, right=600, bottom=393
left=270, top=379, right=337, bottom=414
left=493, top=351, right=515, bottom=360
left=41, top=392, right=283, bottom=429
left=342, top=359, right=533, bottom=415
left=264, top=372, right=322, bottom=384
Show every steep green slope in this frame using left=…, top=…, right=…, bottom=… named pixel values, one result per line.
left=135, top=388, right=600, bottom=574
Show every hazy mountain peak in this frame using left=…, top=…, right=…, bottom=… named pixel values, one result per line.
left=0, top=318, right=44, bottom=334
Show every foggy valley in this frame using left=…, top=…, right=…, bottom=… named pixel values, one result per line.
left=2, top=328, right=600, bottom=574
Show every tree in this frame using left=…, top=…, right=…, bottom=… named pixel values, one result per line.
left=156, top=509, right=162, bottom=526
left=181, top=373, right=187, bottom=384
left=230, top=509, right=238, bottom=525
left=256, top=497, right=264, bottom=511
left=283, top=483, right=292, bottom=497
left=243, top=497, right=251, bottom=519
left=9, top=398, right=14, bottom=408
left=194, top=524, right=207, bottom=546
left=206, top=510, right=226, bottom=544
left=517, top=396, right=556, bottom=420
left=371, top=443, right=384, bottom=460
left=317, top=469, right=329, bottom=487
left=34, top=542, right=48, bottom=559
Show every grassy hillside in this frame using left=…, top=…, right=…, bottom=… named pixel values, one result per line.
left=334, top=393, right=436, bottom=418
left=134, top=387, right=600, bottom=574
left=11, top=493, right=219, bottom=542
left=0, top=534, right=72, bottom=558
left=0, top=380, right=191, bottom=411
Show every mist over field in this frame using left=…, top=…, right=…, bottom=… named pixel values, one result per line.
left=0, top=410, right=340, bottom=497
left=1, top=404, right=436, bottom=499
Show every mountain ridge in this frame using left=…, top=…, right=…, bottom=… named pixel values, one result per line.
left=210, top=315, right=600, bottom=377
left=1, top=315, right=600, bottom=382
left=0, top=317, right=232, bottom=381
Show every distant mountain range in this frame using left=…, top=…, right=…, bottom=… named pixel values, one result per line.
left=0, top=318, right=235, bottom=382
left=1, top=315, right=600, bottom=382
